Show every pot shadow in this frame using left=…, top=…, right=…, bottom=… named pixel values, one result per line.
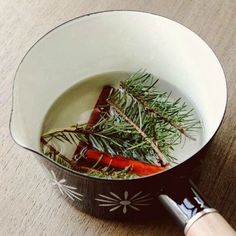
left=72, top=203, right=182, bottom=235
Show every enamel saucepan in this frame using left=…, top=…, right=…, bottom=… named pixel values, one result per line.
left=10, top=11, right=236, bottom=235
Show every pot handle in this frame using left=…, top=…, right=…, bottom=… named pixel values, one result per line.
left=158, top=179, right=236, bottom=236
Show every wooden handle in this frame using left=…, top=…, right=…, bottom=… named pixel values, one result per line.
left=186, top=212, right=236, bottom=236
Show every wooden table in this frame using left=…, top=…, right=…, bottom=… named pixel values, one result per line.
left=0, top=1, right=235, bottom=235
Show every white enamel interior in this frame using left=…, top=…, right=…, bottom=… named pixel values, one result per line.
left=11, top=11, right=226, bottom=162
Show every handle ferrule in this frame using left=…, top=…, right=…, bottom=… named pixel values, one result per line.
left=158, top=179, right=210, bottom=229
left=184, top=208, right=217, bottom=234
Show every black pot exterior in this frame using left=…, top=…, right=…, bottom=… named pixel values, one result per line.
left=35, top=146, right=205, bottom=220
left=37, top=153, right=161, bottom=220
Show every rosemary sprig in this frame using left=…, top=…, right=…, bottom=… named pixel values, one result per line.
left=120, top=71, right=200, bottom=139
left=104, top=88, right=180, bottom=163
left=107, top=92, right=167, bottom=165
left=41, top=137, right=76, bottom=168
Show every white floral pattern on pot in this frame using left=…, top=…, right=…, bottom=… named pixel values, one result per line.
left=95, top=191, right=153, bottom=214
left=50, top=170, right=83, bottom=201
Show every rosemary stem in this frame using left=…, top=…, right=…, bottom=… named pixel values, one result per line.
left=42, top=126, right=81, bottom=137
left=120, top=84, right=196, bottom=140
left=41, top=137, right=77, bottom=168
left=107, top=99, right=167, bottom=165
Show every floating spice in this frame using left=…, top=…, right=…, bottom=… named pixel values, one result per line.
left=41, top=71, right=200, bottom=179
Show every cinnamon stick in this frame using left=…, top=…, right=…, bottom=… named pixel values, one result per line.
left=84, top=149, right=167, bottom=176
left=73, top=85, right=114, bottom=159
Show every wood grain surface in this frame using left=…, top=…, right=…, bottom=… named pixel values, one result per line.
left=0, top=0, right=235, bottom=235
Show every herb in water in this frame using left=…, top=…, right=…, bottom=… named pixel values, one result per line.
left=41, top=71, right=201, bottom=179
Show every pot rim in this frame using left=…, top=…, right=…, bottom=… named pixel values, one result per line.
left=9, top=9, right=228, bottom=182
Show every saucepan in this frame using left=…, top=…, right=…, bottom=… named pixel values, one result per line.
left=10, top=11, right=235, bottom=235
